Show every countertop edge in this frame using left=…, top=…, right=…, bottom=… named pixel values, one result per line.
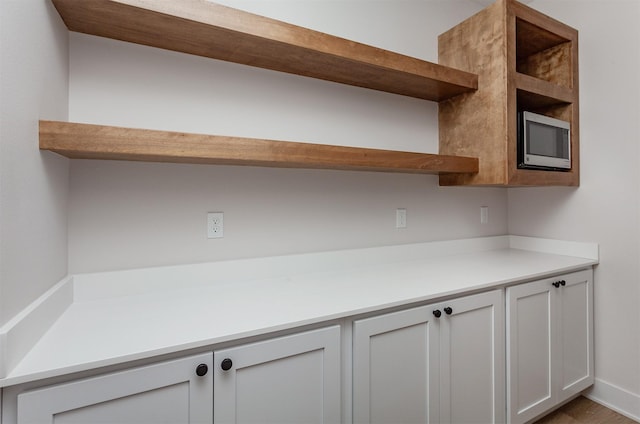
left=0, top=236, right=598, bottom=387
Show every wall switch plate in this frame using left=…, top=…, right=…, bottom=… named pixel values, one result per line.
left=396, top=208, right=407, bottom=229
left=480, top=206, right=489, bottom=224
left=207, top=212, right=224, bottom=238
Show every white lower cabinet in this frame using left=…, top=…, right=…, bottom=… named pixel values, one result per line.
left=15, top=352, right=213, bottom=424
left=353, top=289, right=505, bottom=424
left=5, top=269, right=595, bottom=424
left=213, top=325, right=341, bottom=424
left=353, top=302, right=439, bottom=424
left=506, top=269, right=593, bottom=424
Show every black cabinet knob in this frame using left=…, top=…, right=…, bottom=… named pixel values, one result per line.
left=552, top=281, right=560, bottom=288
left=221, top=358, right=233, bottom=371
left=433, top=309, right=442, bottom=318
left=444, top=307, right=453, bottom=315
left=560, top=280, right=566, bottom=286
left=195, top=364, right=208, bottom=377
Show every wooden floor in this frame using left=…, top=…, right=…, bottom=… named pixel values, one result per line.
left=534, top=396, right=638, bottom=424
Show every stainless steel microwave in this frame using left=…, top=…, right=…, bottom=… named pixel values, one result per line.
left=518, top=111, right=571, bottom=171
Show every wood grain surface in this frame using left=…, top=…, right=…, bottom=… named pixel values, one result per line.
left=535, top=396, right=638, bottom=424
left=39, top=121, right=479, bottom=175
left=438, top=0, right=579, bottom=186
left=51, top=0, right=477, bottom=101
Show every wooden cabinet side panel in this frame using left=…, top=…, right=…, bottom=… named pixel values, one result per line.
left=438, top=0, right=509, bottom=186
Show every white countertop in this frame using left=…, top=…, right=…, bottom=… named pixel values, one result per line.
left=0, top=236, right=598, bottom=387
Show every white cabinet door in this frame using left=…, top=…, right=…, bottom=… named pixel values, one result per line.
left=556, top=270, right=593, bottom=402
left=439, top=289, right=505, bottom=424
left=214, top=326, right=341, bottom=424
left=507, top=269, right=593, bottom=424
left=353, top=305, right=439, bottom=424
left=506, top=278, right=555, bottom=424
left=353, top=289, right=504, bottom=424
left=16, top=352, right=213, bottom=424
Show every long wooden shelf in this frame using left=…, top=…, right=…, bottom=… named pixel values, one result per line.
left=51, top=0, right=477, bottom=102
left=39, top=121, right=479, bottom=175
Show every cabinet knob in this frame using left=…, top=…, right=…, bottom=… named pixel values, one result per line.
left=552, top=281, right=561, bottom=288
left=221, top=358, right=233, bottom=371
left=195, top=363, right=208, bottom=377
left=433, top=309, right=442, bottom=318
left=560, top=280, right=566, bottom=286
left=444, top=307, right=453, bottom=315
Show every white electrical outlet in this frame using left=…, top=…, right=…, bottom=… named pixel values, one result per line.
left=396, top=208, right=407, bottom=229
left=480, top=206, right=489, bottom=224
left=207, top=212, right=224, bottom=238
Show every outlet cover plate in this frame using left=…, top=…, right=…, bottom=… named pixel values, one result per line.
left=207, top=212, right=224, bottom=238
left=396, top=208, right=407, bottom=229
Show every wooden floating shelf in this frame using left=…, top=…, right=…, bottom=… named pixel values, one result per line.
left=39, top=121, right=479, bottom=175
left=50, top=0, right=477, bottom=102
left=516, top=73, right=573, bottom=105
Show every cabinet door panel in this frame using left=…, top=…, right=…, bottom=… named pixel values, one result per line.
left=353, top=305, right=439, bottom=424
left=440, top=289, right=505, bottom=424
left=235, top=349, right=324, bottom=423
left=44, top=383, right=189, bottom=424
left=507, top=280, right=555, bottom=424
left=507, top=270, right=594, bottom=424
left=557, top=271, right=593, bottom=401
left=214, top=326, right=340, bottom=424
left=16, top=352, right=213, bottom=424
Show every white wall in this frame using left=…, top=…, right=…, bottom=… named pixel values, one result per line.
left=6, top=0, right=636, bottom=418
left=0, top=0, right=69, bottom=327
left=67, top=0, right=508, bottom=273
left=509, top=0, right=640, bottom=418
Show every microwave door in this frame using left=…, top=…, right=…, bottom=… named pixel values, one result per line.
left=524, top=119, right=571, bottom=170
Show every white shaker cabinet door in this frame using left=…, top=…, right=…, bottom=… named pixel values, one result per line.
left=438, top=289, right=505, bottom=424
left=214, top=326, right=341, bottom=424
left=555, top=270, right=594, bottom=402
left=507, top=269, right=593, bottom=424
left=353, top=305, right=440, bottom=424
left=353, top=289, right=504, bottom=424
left=16, top=352, right=213, bottom=424
left=506, top=278, right=555, bottom=424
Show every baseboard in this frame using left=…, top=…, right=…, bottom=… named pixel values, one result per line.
left=585, top=378, right=640, bottom=422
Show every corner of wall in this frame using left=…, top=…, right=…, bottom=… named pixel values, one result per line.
left=0, top=0, right=70, bottom=327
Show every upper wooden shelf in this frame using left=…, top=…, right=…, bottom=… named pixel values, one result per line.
left=51, top=0, right=478, bottom=102
left=40, top=121, right=479, bottom=175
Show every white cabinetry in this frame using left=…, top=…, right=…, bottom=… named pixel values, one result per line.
left=2, top=268, right=595, bottom=424
left=353, top=289, right=505, bottom=424
left=15, top=352, right=213, bottom=424
left=506, top=269, right=593, bottom=424
left=353, top=303, right=438, bottom=423
left=213, top=326, right=341, bottom=424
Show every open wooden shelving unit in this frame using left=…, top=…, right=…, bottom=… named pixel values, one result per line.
left=44, top=0, right=481, bottom=176
left=45, top=0, right=578, bottom=184
left=439, top=0, right=579, bottom=186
